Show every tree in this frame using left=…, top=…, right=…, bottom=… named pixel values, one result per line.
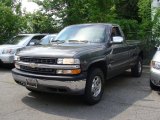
left=152, top=8, right=160, bottom=45
left=0, top=0, right=13, bottom=7
left=115, top=0, right=140, bottom=21
left=138, top=0, right=153, bottom=63
left=24, top=11, right=58, bottom=33
left=138, top=0, right=152, bottom=31
left=0, top=0, right=22, bottom=15
left=34, top=0, right=140, bottom=36
left=0, top=3, right=25, bottom=44
left=35, top=0, right=117, bottom=26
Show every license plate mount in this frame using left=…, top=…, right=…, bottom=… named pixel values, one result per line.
left=26, top=78, right=37, bottom=88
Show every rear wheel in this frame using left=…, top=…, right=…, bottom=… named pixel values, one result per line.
left=84, top=68, right=104, bottom=105
left=131, top=57, right=143, bottom=77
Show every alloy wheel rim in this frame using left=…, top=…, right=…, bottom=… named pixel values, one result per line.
left=91, top=76, right=102, bottom=97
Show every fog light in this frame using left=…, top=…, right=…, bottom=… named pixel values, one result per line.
left=56, top=70, right=63, bottom=74
left=56, top=69, right=81, bottom=75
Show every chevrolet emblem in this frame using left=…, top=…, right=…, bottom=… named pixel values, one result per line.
left=29, top=63, right=37, bottom=68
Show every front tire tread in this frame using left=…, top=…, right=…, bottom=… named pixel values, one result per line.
left=85, top=68, right=104, bottom=105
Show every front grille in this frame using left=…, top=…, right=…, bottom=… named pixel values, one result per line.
left=20, top=65, right=56, bottom=75
left=20, top=57, right=56, bottom=64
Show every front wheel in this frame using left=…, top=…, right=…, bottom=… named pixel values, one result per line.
left=84, top=68, right=104, bottom=105
left=131, top=57, right=143, bottom=77
left=150, top=80, right=160, bottom=91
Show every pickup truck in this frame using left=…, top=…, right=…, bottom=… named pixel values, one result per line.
left=12, top=23, right=143, bottom=105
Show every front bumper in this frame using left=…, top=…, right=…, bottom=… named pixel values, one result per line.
left=12, top=68, right=86, bottom=94
left=150, top=68, right=160, bottom=86
left=0, top=54, right=14, bottom=63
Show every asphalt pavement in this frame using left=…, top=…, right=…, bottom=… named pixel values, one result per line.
left=0, top=66, right=160, bottom=120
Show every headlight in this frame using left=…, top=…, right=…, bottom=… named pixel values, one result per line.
left=57, top=58, right=80, bottom=64
left=15, top=63, right=20, bottom=69
left=14, top=55, right=20, bottom=61
left=2, top=49, right=16, bottom=54
left=14, top=55, right=20, bottom=69
left=151, top=61, right=160, bottom=70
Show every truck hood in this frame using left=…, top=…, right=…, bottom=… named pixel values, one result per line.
left=0, top=44, right=22, bottom=54
left=17, top=43, right=105, bottom=58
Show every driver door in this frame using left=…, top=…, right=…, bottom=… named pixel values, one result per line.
left=107, top=26, right=130, bottom=78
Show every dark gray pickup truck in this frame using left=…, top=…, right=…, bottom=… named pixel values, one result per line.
left=12, top=23, right=143, bottom=105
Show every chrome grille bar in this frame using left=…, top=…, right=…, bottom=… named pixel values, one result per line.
left=16, top=61, right=80, bottom=69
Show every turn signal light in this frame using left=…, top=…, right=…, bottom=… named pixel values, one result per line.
left=56, top=69, right=81, bottom=75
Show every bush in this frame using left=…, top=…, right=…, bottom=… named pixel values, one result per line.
left=0, top=3, right=25, bottom=44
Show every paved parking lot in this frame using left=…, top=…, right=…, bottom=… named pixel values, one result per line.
left=0, top=66, right=160, bottom=120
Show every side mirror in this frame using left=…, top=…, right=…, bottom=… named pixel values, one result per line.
left=50, top=36, right=56, bottom=43
left=112, top=36, right=124, bottom=44
left=29, top=42, right=35, bottom=46
left=50, top=38, right=55, bottom=43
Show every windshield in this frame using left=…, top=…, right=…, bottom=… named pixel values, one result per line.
left=7, top=35, right=30, bottom=46
left=55, top=25, right=106, bottom=43
left=40, top=35, right=56, bottom=45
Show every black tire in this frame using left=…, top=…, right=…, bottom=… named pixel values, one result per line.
left=84, top=68, right=104, bottom=105
left=150, top=80, right=160, bottom=91
left=131, top=57, right=143, bottom=77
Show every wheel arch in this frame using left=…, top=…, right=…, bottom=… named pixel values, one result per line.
left=87, top=60, right=107, bottom=80
left=139, top=50, right=143, bottom=60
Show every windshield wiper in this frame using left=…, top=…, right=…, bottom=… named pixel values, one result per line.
left=68, top=40, right=89, bottom=43
left=51, top=40, right=65, bottom=44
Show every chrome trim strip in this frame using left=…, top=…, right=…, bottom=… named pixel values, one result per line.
left=16, top=61, right=80, bottom=69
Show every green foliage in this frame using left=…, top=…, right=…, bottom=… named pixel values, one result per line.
left=138, top=0, right=152, bottom=31
left=115, top=0, right=140, bottom=21
left=24, top=12, right=58, bottom=33
left=0, top=3, right=25, bottom=44
left=35, top=0, right=136, bottom=31
left=152, top=8, right=160, bottom=45
left=112, top=19, right=139, bottom=39
left=0, top=0, right=22, bottom=14
left=0, top=0, right=13, bottom=7
left=137, top=0, right=153, bottom=64
left=35, top=0, right=117, bottom=24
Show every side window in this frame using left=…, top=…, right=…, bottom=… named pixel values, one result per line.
left=28, top=35, right=45, bottom=46
left=111, top=27, right=122, bottom=38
